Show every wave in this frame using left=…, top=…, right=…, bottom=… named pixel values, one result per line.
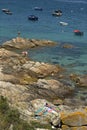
left=55, top=0, right=87, bottom=4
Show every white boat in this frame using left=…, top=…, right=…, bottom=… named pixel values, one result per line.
left=2, top=8, right=10, bottom=12
left=59, top=21, right=68, bottom=26
left=34, top=7, right=43, bottom=11
left=2, top=8, right=12, bottom=15
left=52, top=10, right=62, bottom=17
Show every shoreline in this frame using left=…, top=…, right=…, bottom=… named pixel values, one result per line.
left=0, top=37, right=87, bottom=129
left=1, top=37, right=87, bottom=102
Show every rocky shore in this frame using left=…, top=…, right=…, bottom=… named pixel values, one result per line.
left=2, top=37, right=57, bottom=49
left=0, top=37, right=87, bottom=130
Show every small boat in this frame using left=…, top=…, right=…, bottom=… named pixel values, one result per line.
left=2, top=9, right=12, bottom=15
left=28, top=15, right=38, bottom=21
left=60, top=21, right=68, bottom=26
left=2, top=8, right=10, bottom=12
left=5, top=11, right=12, bottom=15
left=34, top=7, right=43, bottom=11
left=52, top=10, right=62, bottom=16
left=74, top=30, right=84, bottom=36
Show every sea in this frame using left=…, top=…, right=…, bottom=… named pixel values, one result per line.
left=0, top=0, right=87, bottom=75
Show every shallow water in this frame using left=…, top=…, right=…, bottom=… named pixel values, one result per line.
left=29, top=41, right=87, bottom=75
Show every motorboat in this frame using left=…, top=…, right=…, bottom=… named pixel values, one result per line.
left=52, top=10, right=62, bottom=16
left=60, top=21, right=68, bottom=26
left=28, top=15, right=38, bottom=21
left=34, top=7, right=43, bottom=11
left=5, top=11, right=12, bottom=15
left=2, top=8, right=12, bottom=15
left=74, top=30, right=84, bottom=36
left=2, top=8, right=10, bottom=12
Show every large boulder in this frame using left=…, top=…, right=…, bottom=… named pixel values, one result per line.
left=70, top=74, right=87, bottom=88
left=22, top=61, right=63, bottom=78
left=75, top=75, right=87, bottom=87
left=61, top=110, right=87, bottom=127
left=36, top=79, right=74, bottom=98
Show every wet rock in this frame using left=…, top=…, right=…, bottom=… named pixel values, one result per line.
left=69, top=73, right=79, bottom=81
left=75, top=75, right=87, bottom=87
left=62, top=43, right=74, bottom=49
left=70, top=74, right=87, bottom=88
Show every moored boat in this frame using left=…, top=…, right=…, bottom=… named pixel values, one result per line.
left=2, top=9, right=9, bottom=12
left=74, top=30, right=84, bottom=36
left=28, top=15, right=38, bottom=21
left=52, top=10, right=62, bottom=16
left=5, top=11, right=12, bottom=15
left=2, top=8, right=12, bottom=15
left=60, top=21, right=68, bottom=26
left=34, top=7, right=43, bottom=11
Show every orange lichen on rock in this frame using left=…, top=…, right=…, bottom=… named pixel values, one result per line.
left=62, top=111, right=87, bottom=127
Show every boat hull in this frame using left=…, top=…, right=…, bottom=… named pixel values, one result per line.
left=28, top=15, right=38, bottom=21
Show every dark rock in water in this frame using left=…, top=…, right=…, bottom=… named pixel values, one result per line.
left=52, top=61, right=59, bottom=64
left=62, top=43, right=75, bottom=49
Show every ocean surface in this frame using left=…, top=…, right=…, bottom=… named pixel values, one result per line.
left=0, top=0, right=87, bottom=75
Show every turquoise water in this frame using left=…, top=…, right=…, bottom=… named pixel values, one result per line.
left=0, top=0, right=87, bottom=75
left=29, top=41, right=87, bottom=75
